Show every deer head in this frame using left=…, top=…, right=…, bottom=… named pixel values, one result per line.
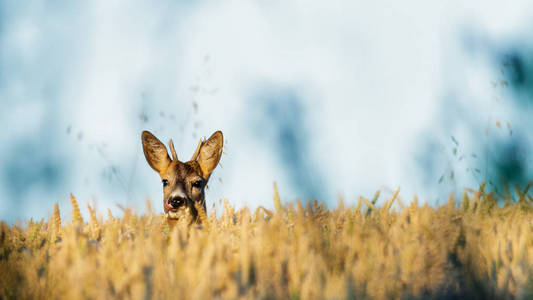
left=141, top=130, right=223, bottom=223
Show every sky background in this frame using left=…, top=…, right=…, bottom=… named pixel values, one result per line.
left=1, top=0, right=532, bottom=223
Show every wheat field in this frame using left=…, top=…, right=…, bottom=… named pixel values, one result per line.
left=1, top=183, right=533, bottom=299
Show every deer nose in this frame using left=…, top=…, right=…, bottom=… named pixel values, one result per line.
left=169, top=196, right=186, bottom=209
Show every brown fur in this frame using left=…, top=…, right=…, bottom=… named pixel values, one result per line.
left=141, top=130, right=223, bottom=224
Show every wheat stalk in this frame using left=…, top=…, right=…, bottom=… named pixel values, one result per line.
left=70, top=193, right=83, bottom=226
left=53, top=202, right=61, bottom=238
left=273, top=182, right=282, bottom=214
left=86, top=201, right=100, bottom=240
left=107, top=208, right=114, bottom=222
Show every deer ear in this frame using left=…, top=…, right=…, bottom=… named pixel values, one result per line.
left=197, top=131, right=223, bottom=180
left=142, top=131, right=172, bottom=174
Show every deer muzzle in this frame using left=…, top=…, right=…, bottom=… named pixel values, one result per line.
left=169, top=196, right=186, bottom=209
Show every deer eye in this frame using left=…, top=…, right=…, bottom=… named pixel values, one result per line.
left=192, top=180, right=203, bottom=188
left=162, top=179, right=169, bottom=187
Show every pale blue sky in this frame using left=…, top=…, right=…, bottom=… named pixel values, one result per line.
left=1, top=0, right=532, bottom=223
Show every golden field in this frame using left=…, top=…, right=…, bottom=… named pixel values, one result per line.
left=1, top=183, right=533, bottom=300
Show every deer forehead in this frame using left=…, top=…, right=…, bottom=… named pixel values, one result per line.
left=161, top=161, right=203, bottom=181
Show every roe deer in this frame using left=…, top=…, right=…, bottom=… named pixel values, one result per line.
left=141, top=130, right=223, bottom=224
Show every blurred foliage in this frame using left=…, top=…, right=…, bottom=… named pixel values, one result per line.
left=418, top=48, right=532, bottom=200
left=250, top=86, right=327, bottom=202
left=498, top=50, right=533, bottom=103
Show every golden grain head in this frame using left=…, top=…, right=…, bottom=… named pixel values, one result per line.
left=70, top=193, right=83, bottom=226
